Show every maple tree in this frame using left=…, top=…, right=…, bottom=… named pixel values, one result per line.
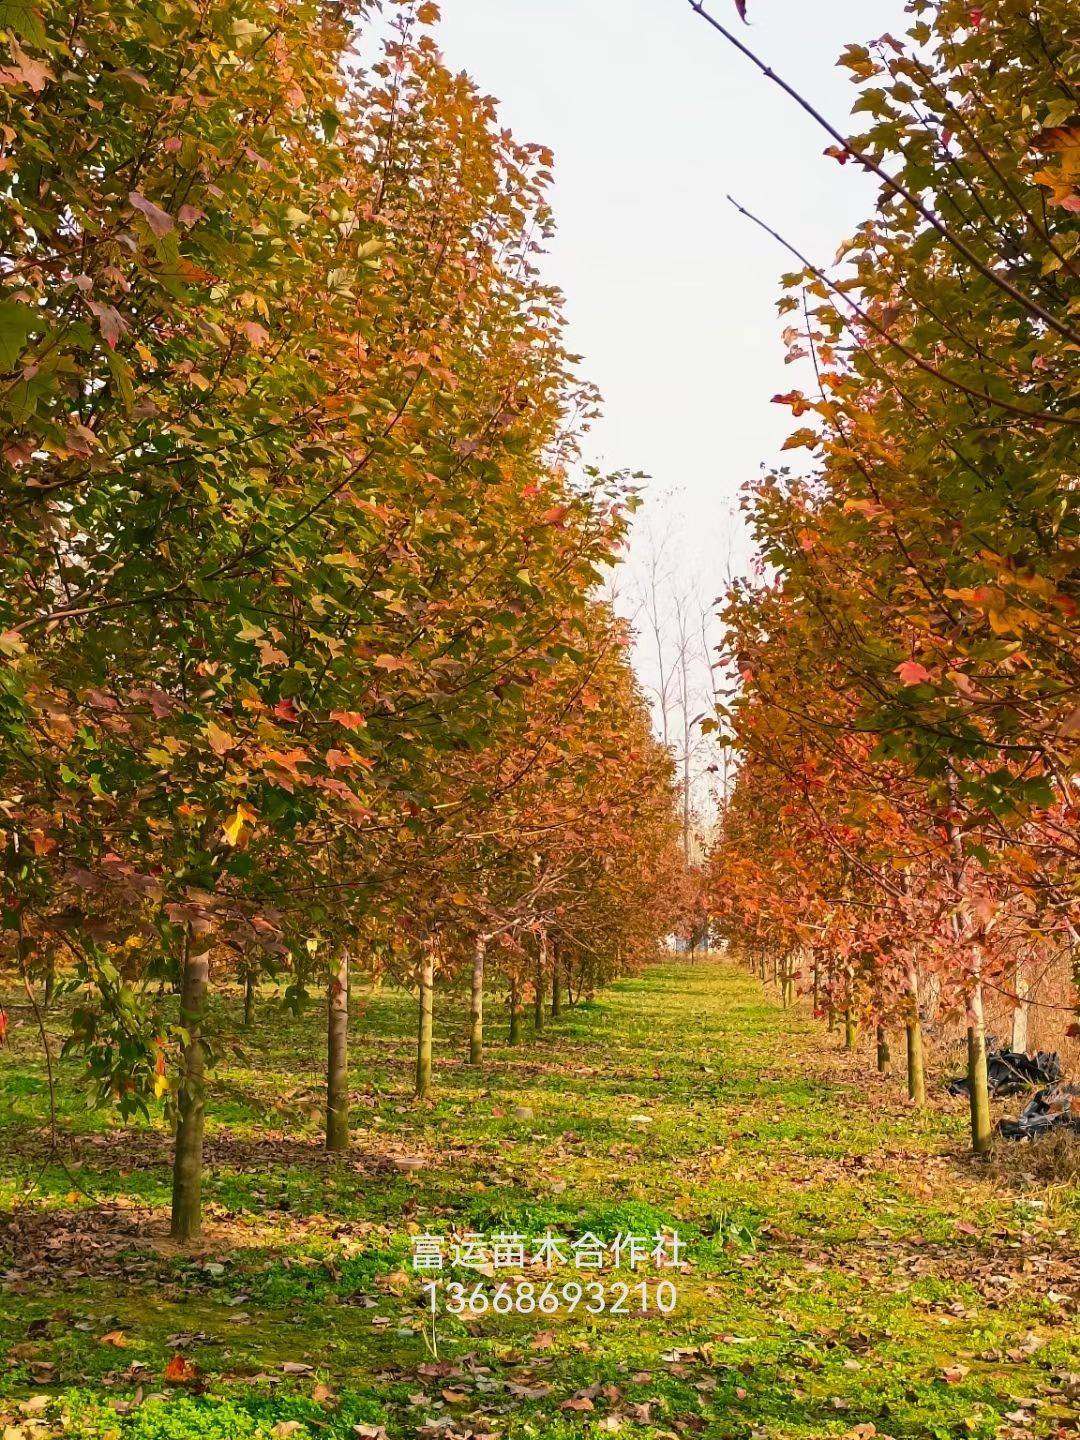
left=702, top=0, right=1080, bottom=1153
left=0, top=0, right=685, bottom=1240
left=387, top=605, right=684, bottom=1101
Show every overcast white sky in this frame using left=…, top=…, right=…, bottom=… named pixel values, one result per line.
left=434, top=1, right=908, bottom=752
left=435, top=0, right=908, bottom=584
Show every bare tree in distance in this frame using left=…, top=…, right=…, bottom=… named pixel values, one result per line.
left=617, top=494, right=741, bottom=862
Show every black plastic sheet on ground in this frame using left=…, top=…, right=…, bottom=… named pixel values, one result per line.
left=946, top=1046, right=1061, bottom=1099
left=998, top=1084, right=1080, bottom=1141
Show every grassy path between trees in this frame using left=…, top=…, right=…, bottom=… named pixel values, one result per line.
left=2, top=962, right=1079, bottom=1440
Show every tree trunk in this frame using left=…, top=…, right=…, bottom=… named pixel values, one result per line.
left=551, top=953, right=562, bottom=1019
left=946, top=799, right=990, bottom=1154
left=1010, top=959, right=1030, bottom=1054
left=844, top=1008, right=857, bottom=1051
left=243, top=971, right=256, bottom=1029
left=533, top=957, right=545, bottom=1034
left=416, top=949, right=434, bottom=1100
left=468, top=935, right=485, bottom=1066
left=781, top=957, right=794, bottom=1009
left=171, top=933, right=209, bottom=1243
left=812, top=960, right=819, bottom=1018
left=924, top=971, right=942, bottom=1027
left=906, top=1021, right=925, bottom=1105
left=876, top=1024, right=891, bottom=1074
left=508, top=981, right=522, bottom=1045
left=967, top=964, right=992, bottom=1155
left=906, top=962, right=926, bottom=1106
left=326, top=951, right=350, bottom=1151
left=43, top=952, right=55, bottom=1011
left=843, top=964, right=857, bottom=1049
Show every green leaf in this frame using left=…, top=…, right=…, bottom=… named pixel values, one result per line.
left=0, top=300, right=41, bottom=370
left=0, top=0, right=47, bottom=47
left=103, top=345, right=134, bottom=411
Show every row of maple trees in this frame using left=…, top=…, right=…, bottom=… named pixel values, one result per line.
left=0, top=0, right=691, bottom=1241
left=704, top=0, right=1079, bottom=1153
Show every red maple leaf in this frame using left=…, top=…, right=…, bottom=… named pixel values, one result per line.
left=164, top=1354, right=199, bottom=1384
left=896, top=660, right=933, bottom=687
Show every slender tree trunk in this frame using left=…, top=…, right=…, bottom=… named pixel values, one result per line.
left=967, top=959, right=992, bottom=1155
left=508, top=980, right=522, bottom=1044
left=171, top=932, right=209, bottom=1243
left=782, top=956, right=794, bottom=1008
left=43, top=952, right=55, bottom=1011
left=906, top=1021, right=925, bottom=1105
left=682, top=711, right=692, bottom=873
left=812, top=960, right=819, bottom=1018
left=946, top=795, right=991, bottom=1154
left=924, top=972, right=942, bottom=1026
left=827, top=1003, right=836, bottom=1033
left=905, top=962, right=926, bottom=1106
left=844, top=1008, right=857, bottom=1051
left=416, top=949, right=434, bottom=1101
left=876, top=1024, right=891, bottom=1074
left=1010, top=959, right=1030, bottom=1054
left=243, top=971, right=256, bottom=1029
left=533, top=960, right=544, bottom=1034
left=326, top=951, right=350, bottom=1151
left=469, top=935, right=485, bottom=1066
left=551, top=953, right=562, bottom=1018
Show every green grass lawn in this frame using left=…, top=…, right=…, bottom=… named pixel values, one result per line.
left=2, top=962, right=1078, bottom=1440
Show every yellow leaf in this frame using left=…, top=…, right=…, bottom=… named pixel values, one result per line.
left=0, top=629, right=27, bottom=657
left=987, top=607, right=1026, bottom=637
left=222, top=803, right=257, bottom=847
left=206, top=721, right=236, bottom=757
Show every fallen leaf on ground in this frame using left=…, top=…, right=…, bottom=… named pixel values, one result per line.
left=163, top=1355, right=199, bottom=1384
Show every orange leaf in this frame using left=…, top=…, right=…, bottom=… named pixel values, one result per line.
left=164, top=1354, right=199, bottom=1383
left=330, top=711, right=366, bottom=731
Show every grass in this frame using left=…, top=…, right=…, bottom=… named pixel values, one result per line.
left=2, top=961, right=1079, bottom=1440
